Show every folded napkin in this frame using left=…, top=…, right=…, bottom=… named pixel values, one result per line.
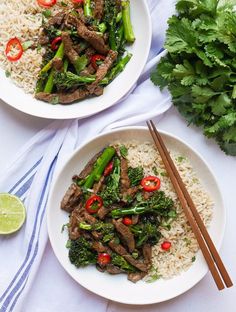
left=0, top=1, right=176, bottom=311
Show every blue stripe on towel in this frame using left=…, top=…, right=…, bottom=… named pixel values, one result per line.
left=0, top=157, right=56, bottom=312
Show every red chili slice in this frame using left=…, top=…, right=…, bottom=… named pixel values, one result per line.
left=90, top=54, right=106, bottom=70
left=85, top=195, right=103, bottom=214
left=5, top=38, right=23, bottom=62
left=141, top=176, right=161, bottom=192
left=37, top=0, right=57, bottom=7
left=161, top=241, right=171, bottom=251
left=104, top=161, right=113, bottom=177
left=51, top=36, right=62, bottom=51
left=97, top=253, right=111, bottom=266
left=73, top=0, right=84, bottom=3
left=122, top=217, right=132, bottom=226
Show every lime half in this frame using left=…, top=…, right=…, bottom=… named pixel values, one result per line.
left=0, top=193, right=26, bottom=235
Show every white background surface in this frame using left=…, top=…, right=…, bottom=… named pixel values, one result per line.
left=0, top=99, right=235, bottom=312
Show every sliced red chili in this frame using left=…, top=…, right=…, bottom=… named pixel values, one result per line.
left=104, top=161, right=113, bottom=177
left=37, top=0, right=57, bottom=7
left=161, top=241, right=171, bottom=251
left=73, top=0, right=84, bottom=3
left=141, top=176, right=161, bottom=192
left=122, top=217, right=132, bottom=226
left=85, top=195, right=103, bottom=214
left=97, top=253, right=111, bottom=266
left=51, top=36, right=62, bottom=51
left=5, top=38, right=23, bottom=62
left=90, top=54, right=106, bottom=70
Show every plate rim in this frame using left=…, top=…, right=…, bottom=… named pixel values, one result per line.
left=47, top=126, right=226, bottom=305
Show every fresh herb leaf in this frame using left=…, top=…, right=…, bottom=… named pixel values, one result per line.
left=42, top=9, right=52, bottom=18
left=5, top=70, right=11, bottom=78
left=119, top=145, right=128, bottom=158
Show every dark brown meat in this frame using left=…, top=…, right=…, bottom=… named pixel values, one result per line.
left=93, top=176, right=105, bottom=194
left=128, top=272, right=147, bottom=283
left=108, top=240, right=148, bottom=272
left=142, top=191, right=153, bottom=200
left=131, top=215, right=139, bottom=225
left=83, top=212, right=97, bottom=224
left=87, top=50, right=118, bottom=94
left=35, top=88, right=90, bottom=104
left=75, top=150, right=102, bottom=180
left=48, top=12, right=65, bottom=26
left=94, top=0, right=104, bottom=20
left=120, top=157, right=130, bottom=193
left=80, top=64, right=96, bottom=76
left=61, top=32, right=80, bottom=66
left=85, top=47, right=96, bottom=58
left=97, top=206, right=110, bottom=220
left=61, top=183, right=82, bottom=212
left=142, top=244, right=152, bottom=269
left=92, top=241, right=107, bottom=253
left=52, top=57, right=63, bottom=71
left=76, top=19, right=109, bottom=54
left=113, top=220, right=135, bottom=253
left=122, top=186, right=139, bottom=203
left=68, top=205, right=84, bottom=240
left=38, top=31, right=49, bottom=45
left=106, top=264, right=124, bottom=275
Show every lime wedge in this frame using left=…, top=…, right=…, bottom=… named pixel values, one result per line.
left=0, top=193, right=26, bottom=235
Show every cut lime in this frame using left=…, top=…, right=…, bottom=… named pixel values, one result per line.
left=0, top=193, right=26, bottom=235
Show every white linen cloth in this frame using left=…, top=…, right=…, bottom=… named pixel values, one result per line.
left=0, top=1, right=176, bottom=311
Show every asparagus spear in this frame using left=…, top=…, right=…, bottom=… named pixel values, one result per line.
left=54, top=71, right=96, bottom=90
left=84, top=0, right=92, bottom=17
left=122, top=0, right=135, bottom=43
left=83, top=146, right=116, bottom=189
left=40, top=42, right=64, bottom=75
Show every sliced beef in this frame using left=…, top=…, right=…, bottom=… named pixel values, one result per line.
left=74, top=150, right=102, bottom=180
left=61, top=32, right=80, bottom=67
left=120, top=157, right=130, bottom=193
left=76, top=19, right=109, bottom=54
left=94, top=0, right=104, bottom=20
left=35, top=88, right=90, bottom=104
left=85, top=47, right=96, bottom=58
left=61, top=183, right=82, bottom=212
left=142, top=191, right=153, bottom=200
left=97, top=206, right=110, bottom=220
left=83, top=212, right=97, bottom=224
left=68, top=205, right=85, bottom=240
left=80, top=64, right=96, bottom=76
left=87, top=50, right=118, bottom=94
left=106, top=264, right=124, bottom=275
left=52, top=57, right=63, bottom=71
left=92, top=241, right=107, bottom=253
left=142, top=244, right=152, bottom=268
left=113, top=220, right=135, bottom=253
left=122, top=186, right=139, bottom=203
left=131, top=215, right=139, bottom=225
left=108, top=240, right=148, bottom=272
left=128, top=272, right=147, bottom=283
left=93, top=176, right=105, bottom=194
left=38, top=31, right=49, bottom=45
left=48, top=12, right=65, bottom=26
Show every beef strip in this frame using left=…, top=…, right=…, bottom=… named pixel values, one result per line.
left=52, top=57, right=64, bottom=71
left=93, top=176, right=105, bottom=193
left=87, top=50, right=118, bottom=94
left=112, top=220, right=135, bottom=253
left=48, top=12, right=65, bottom=26
left=83, top=212, right=97, bottom=224
left=106, top=264, right=125, bottom=275
left=80, top=64, right=96, bottom=76
left=61, top=32, right=80, bottom=66
left=68, top=205, right=85, bottom=240
left=61, top=183, right=82, bottom=212
left=120, top=157, right=130, bottom=193
left=35, top=88, right=90, bottom=104
left=108, top=240, right=148, bottom=272
left=85, top=47, right=96, bottom=58
left=38, top=31, right=49, bottom=45
left=142, top=191, right=153, bottom=200
left=121, top=186, right=139, bottom=203
left=142, top=244, right=152, bottom=269
left=128, top=272, right=147, bottom=283
left=97, top=206, right=110, bottom=220
left=131, top=215, right=139, bottom=225
left=73, top=150, right=102, bottom=180
left=76, top=19, right=109, bottom=54
left=92, top=241, right=107, bottom=253
left=94, top=0, right=104, bottom=20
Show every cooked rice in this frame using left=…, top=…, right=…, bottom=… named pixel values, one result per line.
left=117, top=141, right=213, bottom=280
left=0, top=0, right=71, bottom=93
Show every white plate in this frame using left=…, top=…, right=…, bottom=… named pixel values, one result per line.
left=47, top=127, right=225, bottom=305
left=0, top=0, right=151, bottom=119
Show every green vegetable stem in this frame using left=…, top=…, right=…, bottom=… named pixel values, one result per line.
left=122, top=0, right=135, bottom=43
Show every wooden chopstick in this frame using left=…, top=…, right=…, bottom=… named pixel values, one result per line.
left=147, top=120, right=233, bottom=290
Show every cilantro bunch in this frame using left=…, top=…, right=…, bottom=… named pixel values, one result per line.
left=151, top=0, right=236, bottom=155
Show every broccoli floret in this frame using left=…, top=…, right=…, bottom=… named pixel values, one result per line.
left=128, top=166, right=144, bottom=187
left=68, top=237, right=97, bottom=267
left=111, top=253, right=137, bottom=272
left=131, top=222, right=161, bottom=247
left=79, top=221, right=115, bottom=243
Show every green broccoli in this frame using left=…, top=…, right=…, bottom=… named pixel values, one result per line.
left=128, top=166, right=144, bottom=187
left=68, top=237, right=97, bottom=267
left=111, top=253, right=137, bottom=272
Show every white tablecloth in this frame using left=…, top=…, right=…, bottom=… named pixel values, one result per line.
left=0, top=100, right=235, bottom=312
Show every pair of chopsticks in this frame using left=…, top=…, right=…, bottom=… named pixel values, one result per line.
left=147, top=120, right=233, bottom=290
